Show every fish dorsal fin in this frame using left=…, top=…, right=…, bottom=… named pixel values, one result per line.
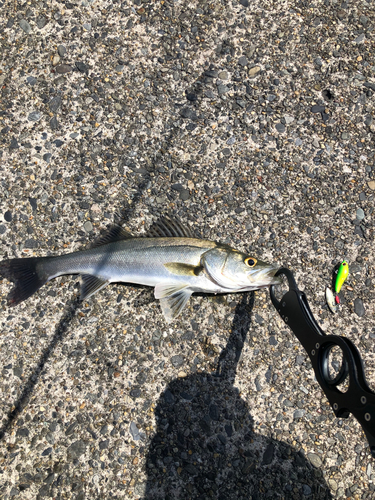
left=90, top=225, right=133, bottom=248
left=154, top=283, right=193, bottom=323
left=146, top=215, right=196, bottom=238
left=80, top=275, right=109, bottom=300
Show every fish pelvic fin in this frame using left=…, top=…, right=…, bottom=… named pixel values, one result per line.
left=80, top=274, right=109, bottom=301
left=0, top=257, right=50, bottom=306
left=154, top=283, right=193, bottom=323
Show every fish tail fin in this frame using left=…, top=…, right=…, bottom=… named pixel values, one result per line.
left=0, top=257, right=50, bottom=306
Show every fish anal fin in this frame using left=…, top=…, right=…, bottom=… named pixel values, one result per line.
left=80, top=274, right=109, bottom=300
left=90, top=225, right=133, bottom=248
left=154, top=282, right=189, bottom=299
left=155, top=285, right=193, bottom=323
left=146, top=214, right=196, bottom=238
left=154, top=283, right=193, bottom=322
left=164, top=262, right=203, bottom=277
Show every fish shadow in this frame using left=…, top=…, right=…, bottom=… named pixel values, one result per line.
left=144, top=294, right=333, bottom=500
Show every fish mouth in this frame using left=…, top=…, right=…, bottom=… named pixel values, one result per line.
left=246, top=266, right=282, bottom=287
left=265, top=266, right=282, bottom=284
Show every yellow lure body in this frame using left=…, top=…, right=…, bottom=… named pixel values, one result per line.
left=335, top=261, right=349, bottom=293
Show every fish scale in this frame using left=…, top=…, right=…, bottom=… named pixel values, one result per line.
left=45, top=238, right=216, bottom=287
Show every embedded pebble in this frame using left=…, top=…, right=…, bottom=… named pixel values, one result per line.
left=354, top=298, right=365, bottom=317
left=302, top=485, right=312, bottom=495
left=76, top=61, right=88, bottom=73
left=67, top=440, right=86, bottom=459
left=217, top=84, right=229, bottom=95
left=356, top=208, right=365, bottom=220
left=57, top=45, right=67, bottom=57
left=248, top=66, right=260, bottom=77
left=55, top=64, right=73, bottom=74
left=26, top=76, right=37, bottom=86
left=171, top=355, right=184, bottom=367
left=4, top=211, right=12, bottom=222
left=83, top=221, right=93, bottom=232
left=307, top=453, right=322, bottom=468
left=50, top=116, right=59, bottom=129
left=19, top=20, right=31, bottom=34
left=28, top=111, right=41, bottom=122
left=36, top=15, right=47, bottom=29
left=293, top=409, right=306, bottom=419
left=49, top=96, right=62, bottom=113
left=130, top=422, right=141, bottom=441
left=311, top=105, right=325, bottom=113
left=327, top=479, right=338, bottom=491
left=284, top=115, right=294, bottom=124
left=10, top=138, right=19, bottom=149
left=355, top=34, right=365, bottom=44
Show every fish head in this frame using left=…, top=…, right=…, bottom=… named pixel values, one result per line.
left=202, top=245, right=281, bottom=291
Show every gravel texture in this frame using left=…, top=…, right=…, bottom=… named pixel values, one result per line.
left=0, top=0, right=374, bottom=499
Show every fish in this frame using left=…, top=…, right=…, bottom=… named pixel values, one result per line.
left=0, top=215, right=282, bottom=322
left=335, top=260, right=349, bottom=294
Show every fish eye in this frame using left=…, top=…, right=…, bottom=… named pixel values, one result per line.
left=244, top=257, right=257, bottom=267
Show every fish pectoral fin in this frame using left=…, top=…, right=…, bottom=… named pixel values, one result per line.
left=154, top=283, right=193, bottom=323
left=80, top=274, right=109, bottom=300
left=164, top=262, right=203, bottom=277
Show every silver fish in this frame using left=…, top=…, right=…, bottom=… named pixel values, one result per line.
left=0, top=215, right=281, bottom=322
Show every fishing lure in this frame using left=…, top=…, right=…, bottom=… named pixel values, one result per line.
left=335, top=260, right=349, bottom=294
left=325, top=287, right=338, bottom=314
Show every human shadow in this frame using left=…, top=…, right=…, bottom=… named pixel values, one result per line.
left=144, top=293, right=333, bottom=500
